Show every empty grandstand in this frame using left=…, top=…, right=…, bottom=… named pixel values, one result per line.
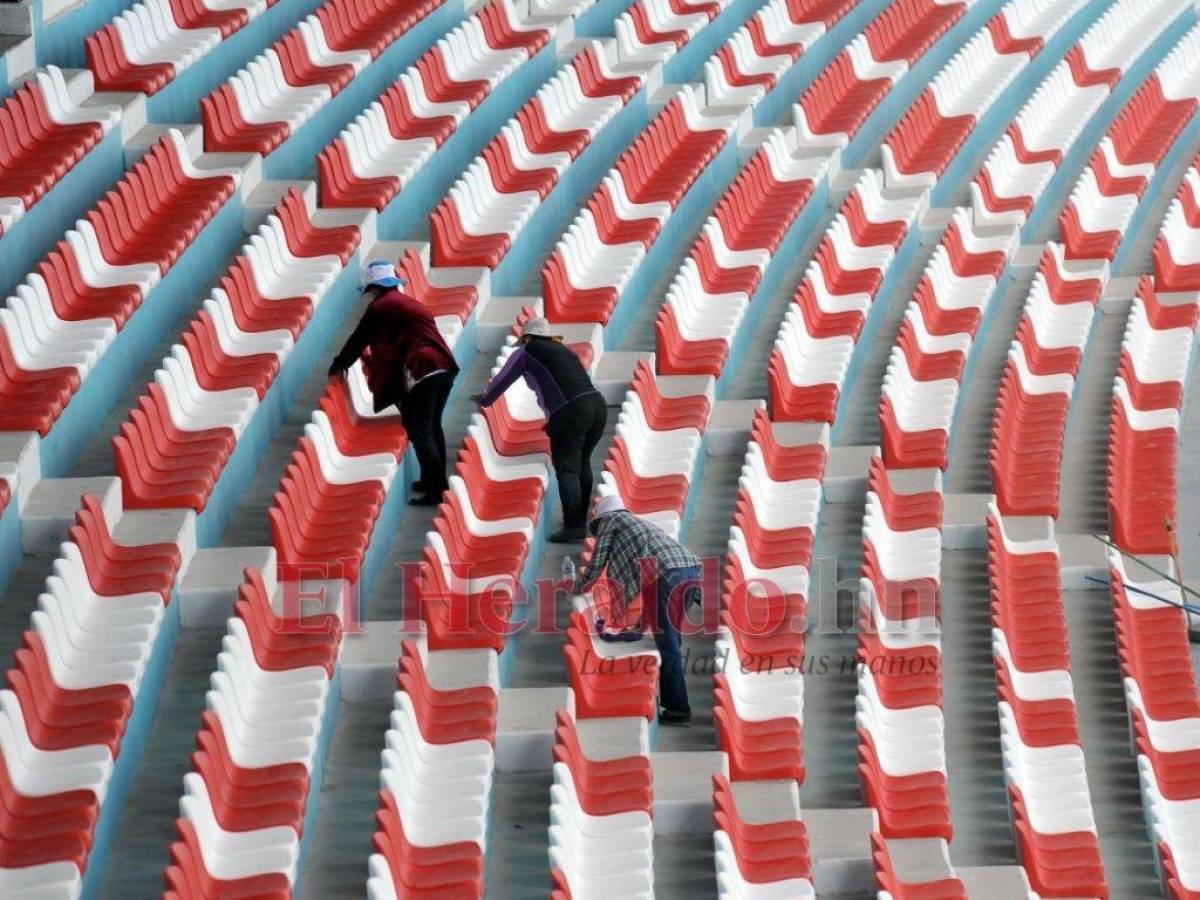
left=0, top=0, right=1198, bottom=896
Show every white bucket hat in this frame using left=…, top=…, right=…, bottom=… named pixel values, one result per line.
left=360, top=260, right=406, bottom=291
left=521, top=317, right=557, bottom=338
left=588, top=494, right=626, bottom=534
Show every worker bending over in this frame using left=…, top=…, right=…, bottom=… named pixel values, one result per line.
left=575, top=495, right=702, bottom=725
left=329, top=261, right=459, bottom=506
left=476, top=318, right=607, bottom=543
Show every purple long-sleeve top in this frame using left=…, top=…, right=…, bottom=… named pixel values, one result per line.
left=478, top=337, right=597, bottom=416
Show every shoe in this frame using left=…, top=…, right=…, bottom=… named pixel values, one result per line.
left=409, top=493, right=441, bottom=507
left=658, top=707, right=691, bottom=727
left=549, top=527, right=586, bottom=543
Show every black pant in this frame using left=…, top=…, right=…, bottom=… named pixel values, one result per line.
left=546, top=391, right=607, bottom=529
left=400, top=371, right=454, bottom=494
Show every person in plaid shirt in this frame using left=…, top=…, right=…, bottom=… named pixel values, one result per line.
left=575, top=495, right=703, bottom=725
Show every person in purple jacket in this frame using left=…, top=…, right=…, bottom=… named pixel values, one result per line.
left=474, top=318, right=608, bottom=542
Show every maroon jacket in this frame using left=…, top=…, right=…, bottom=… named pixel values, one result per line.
left=330, top=290, right=459, bottom=412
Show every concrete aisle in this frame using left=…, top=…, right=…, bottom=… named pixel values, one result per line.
left=939, top=548, right=1015, bottom=866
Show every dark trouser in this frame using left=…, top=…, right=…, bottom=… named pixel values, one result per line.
left=546, top=391, right=607, bottom=529
left=400, top=371, right=454, bottom=494
left=649, top=564, right=702, bottom=714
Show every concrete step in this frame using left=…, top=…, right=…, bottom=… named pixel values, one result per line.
left=705, top=399, right=763, bottom=456
left=496, top=686, right=571, bottom=772
left=21, top=475, right=119, bottom=554
left=822, top=445, right=878, bottom=504
left=125, top=123, right=263, bottom=199
left=651, top=750, right=725, bottom=836
left=805, top=807, right=877, bottom=898
left=177, top=546, right=276, bottom=628
left=593, top=350, right=654, bottom=404
left=0, top=432, right=39, bottom=509
left=955, top=865, right=1034, bottom=898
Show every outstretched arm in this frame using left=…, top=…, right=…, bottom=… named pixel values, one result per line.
left=329, top=308, right=375, bottom=377
left=477, top=347, right=528, bottom=407
left=576, top=524, right=614, bottom=594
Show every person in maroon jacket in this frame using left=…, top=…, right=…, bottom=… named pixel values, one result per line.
left=328, top=262, right=459, bottom=505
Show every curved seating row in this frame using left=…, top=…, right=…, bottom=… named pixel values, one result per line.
left=596, top=361, right=712, bottom=539
left=319, top=0, right=575, bottom=211
left=542, top=84, right=739, bottom=324
left=793, top=0, right=972, bottom=152
left=0, top=129, right=240, bottom=437
left=871, top=834, right=967, bottom=899
left=367, top=305, right=567, bottom=895
left=885, top=0, right=1197, bottom=476
left=164, top=566, right=340, bottom=898
left=855, top=457, right=950, bottom=841
left=1106, top=553, right=1200, bottom=899
left=767, top=168, right=923, bottom=423
left=434, top=0, right=849, bottom=279
left=990, top=13, right=1200, bottom=519
left=1058, top=25, right=1200, bottom=262
left=971, top=0, right=1188, bottom=228
left=655, top=127, right=827, bottom=377
left=268, top=368, right=406, bottom=584
left=560, top=420, right=661, bottom=896
left=1154, top=166, right=1200, bottom=292
left=614, top=0, right=731, bottom=67
left=713, top=410, right=826, bottom=789
left=881, top=0, right=1087, bottom=191
left=373, top=309, right=592, bottom=897
left=113, top=186, right=361, bottom=512
left=0, top=494, right=189, bottom=896
left=0, top=67, right=122, bottom=238
left=655, top=0, right=851, bottom=377
left=986, top=507, right=1106, bottom=897
left=428, top=40, right=648, bottom=268
left=1107, top=278, right=1199, bottom=558
left=1089, top=158, right=1198, bottom=900
left=713, top=774, right=815, bottom=898
left=365, top=640, right=498, bottom=899
left=549, top=706, right=654, bottom=898
left=704, top=0, right=856, bottom=109
left=877, top=208, right=1016, bottom=470
left=989, top=242, right=1103, bottom=518
left=200, top=0, right=459, bottom=156
left=812, top=0, right=1097, bottom=468
left=414, top=352, right=547, bottom=656
left=552, top=364, right=713, bottom=896
left=87, top=0, right=274, bottom=96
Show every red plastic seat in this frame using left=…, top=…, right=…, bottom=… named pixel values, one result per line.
left=563, top=616, right=658, bottom=720
left=86, top=26, right=176, bottom=95
left=859, top=733, right=952, bottom=841
left=554, top=709, right=652, bottom=814
left=713, top=773, right=812, bottom=884
left=870, top=832, right=965, bottom=899
left=372, top=791, right=485, bottom=895
left=713, top=679, right=803, bottom=783
left=166, top=818, right=291, bottom=899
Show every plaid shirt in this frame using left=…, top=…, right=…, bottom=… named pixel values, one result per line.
left=577, top=510, right=701, bottom=609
